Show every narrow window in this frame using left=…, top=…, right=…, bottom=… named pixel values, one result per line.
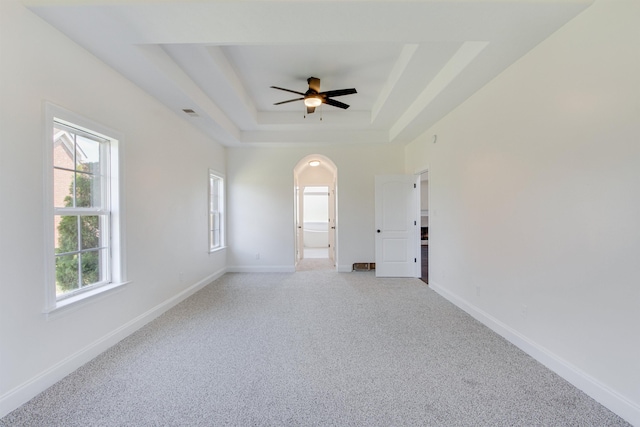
left=208, top=170, right=225, bottom=252
left=53, top=122, right=110, bottom=298
left=46, top=104, right=124, bottom=311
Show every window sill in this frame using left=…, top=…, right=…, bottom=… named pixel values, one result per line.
left=209, top=246, right=227, bottom=254
left=44, top=281, right=130, bottom=319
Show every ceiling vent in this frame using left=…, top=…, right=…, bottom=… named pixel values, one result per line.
left=182, top=109, right=199, bottom=117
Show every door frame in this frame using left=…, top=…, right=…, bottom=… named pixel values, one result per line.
left=415, top=170, right=429, bottom=281
left=293, top=155, right=338, bottom=270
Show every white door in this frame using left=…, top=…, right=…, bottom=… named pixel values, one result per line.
left=375, top=175, right=417, bottom=277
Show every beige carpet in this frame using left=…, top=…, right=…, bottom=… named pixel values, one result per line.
left=296, top=256, right=335, bottom=271
left=1, top=270, right=629, bottom=426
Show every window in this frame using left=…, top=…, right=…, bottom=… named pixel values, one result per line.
left=45, top=104, right=125, bottom=312
left=208, top=170, right=225, bottom=252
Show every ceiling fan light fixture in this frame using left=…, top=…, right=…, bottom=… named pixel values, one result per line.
left=304, top=97, right=322, bottom=108
left=309, top=160, right=320, bottom=167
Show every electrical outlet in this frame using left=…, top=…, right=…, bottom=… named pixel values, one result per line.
left=179, top=272, right=184, bottom=283
left=521, top=304, right=528, bottom=319
left=255, top=253, right=260, bottom=260
left=475, top=285, right=481, bottom=297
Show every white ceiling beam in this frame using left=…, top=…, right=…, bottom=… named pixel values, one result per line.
left=371, top=44, right=418, bottom=124
left=206, top=46, right=258, bottom=123
left=390, top=41, right=489, bottom=142
left=240, top=130, right=389, bottom=145
left=256, top=111, right=373, bottom=129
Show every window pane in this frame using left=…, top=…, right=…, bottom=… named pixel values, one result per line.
left=56, top=254, right=79, bottom=295
left=53, top=168, right=75, bottom=208
left=304, top=186, right=328, bottom=193
left=55, top=215, right=79, bottom=253
left=80, top=250, right=101, bottom=287
left=213, top=212, right=220, bottom=232
left=304, top=194, right=329, bottom=222
left=80, top=215, right=101, bottom=250
left=75, top=171, right=101, bottom=208
left=210, top=178, right=219, bottom=210
left=75, top=134, right=101, bottom=173
left=212, top=200, right=219, bottom=213
left=53, top=128, right=74, bottom=169
left=210, top=212, right=220, bottom=250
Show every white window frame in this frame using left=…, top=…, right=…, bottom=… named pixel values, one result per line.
left=44, top=103, right=127, bottom=314
left=208, top=169, right=225, bottom=252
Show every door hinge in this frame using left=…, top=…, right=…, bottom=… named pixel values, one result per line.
left=414, top=258, right=417, bottom=263
left=414, top=220, right=417, bottom=226
left=414, top=183, right=416, bottom=188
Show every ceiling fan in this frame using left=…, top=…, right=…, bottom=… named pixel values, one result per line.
left=271, top=77, right=357, bottom=114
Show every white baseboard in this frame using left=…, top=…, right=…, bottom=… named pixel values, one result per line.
left=0, top=268, right=226, bottom=419
left=429, top=281, right=640, bottom=426
left=226, top=265, right=295, bottom=273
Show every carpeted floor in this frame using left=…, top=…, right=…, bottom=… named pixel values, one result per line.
left=1, top=267, right=629, bottom=426
left=296, top=256, right=334, bottom=272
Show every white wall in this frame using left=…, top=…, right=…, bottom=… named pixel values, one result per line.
left=405, top=0, right=640, bottom=423
left=227, top=145, right=404, bottom=272
left=0, top=1, right=226, bottom=416
left=298, top=164, right=333, bottom=188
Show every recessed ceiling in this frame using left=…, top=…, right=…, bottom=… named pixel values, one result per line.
left=26, top=0, right=592, bottom=147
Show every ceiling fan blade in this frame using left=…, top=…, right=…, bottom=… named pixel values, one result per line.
left=274, top=97, right=304, bottom=105
left=324, top=98, right=350, bottom=109
left=319, top=88, right=357, bottom=98
left=307, top=77, right=321, bottom=93
left=306, top=106, right=316, bottom=114
left=271, top=86, right=305, bottom=96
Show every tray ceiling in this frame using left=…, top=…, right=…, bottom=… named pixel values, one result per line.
left=26, top=0, right=592, bottom=147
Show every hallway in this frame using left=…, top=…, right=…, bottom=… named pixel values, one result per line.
left=421, top=245, right=428, bottom=284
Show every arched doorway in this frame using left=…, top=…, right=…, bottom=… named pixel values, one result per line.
left=293, top=155, right=338, bottom=270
